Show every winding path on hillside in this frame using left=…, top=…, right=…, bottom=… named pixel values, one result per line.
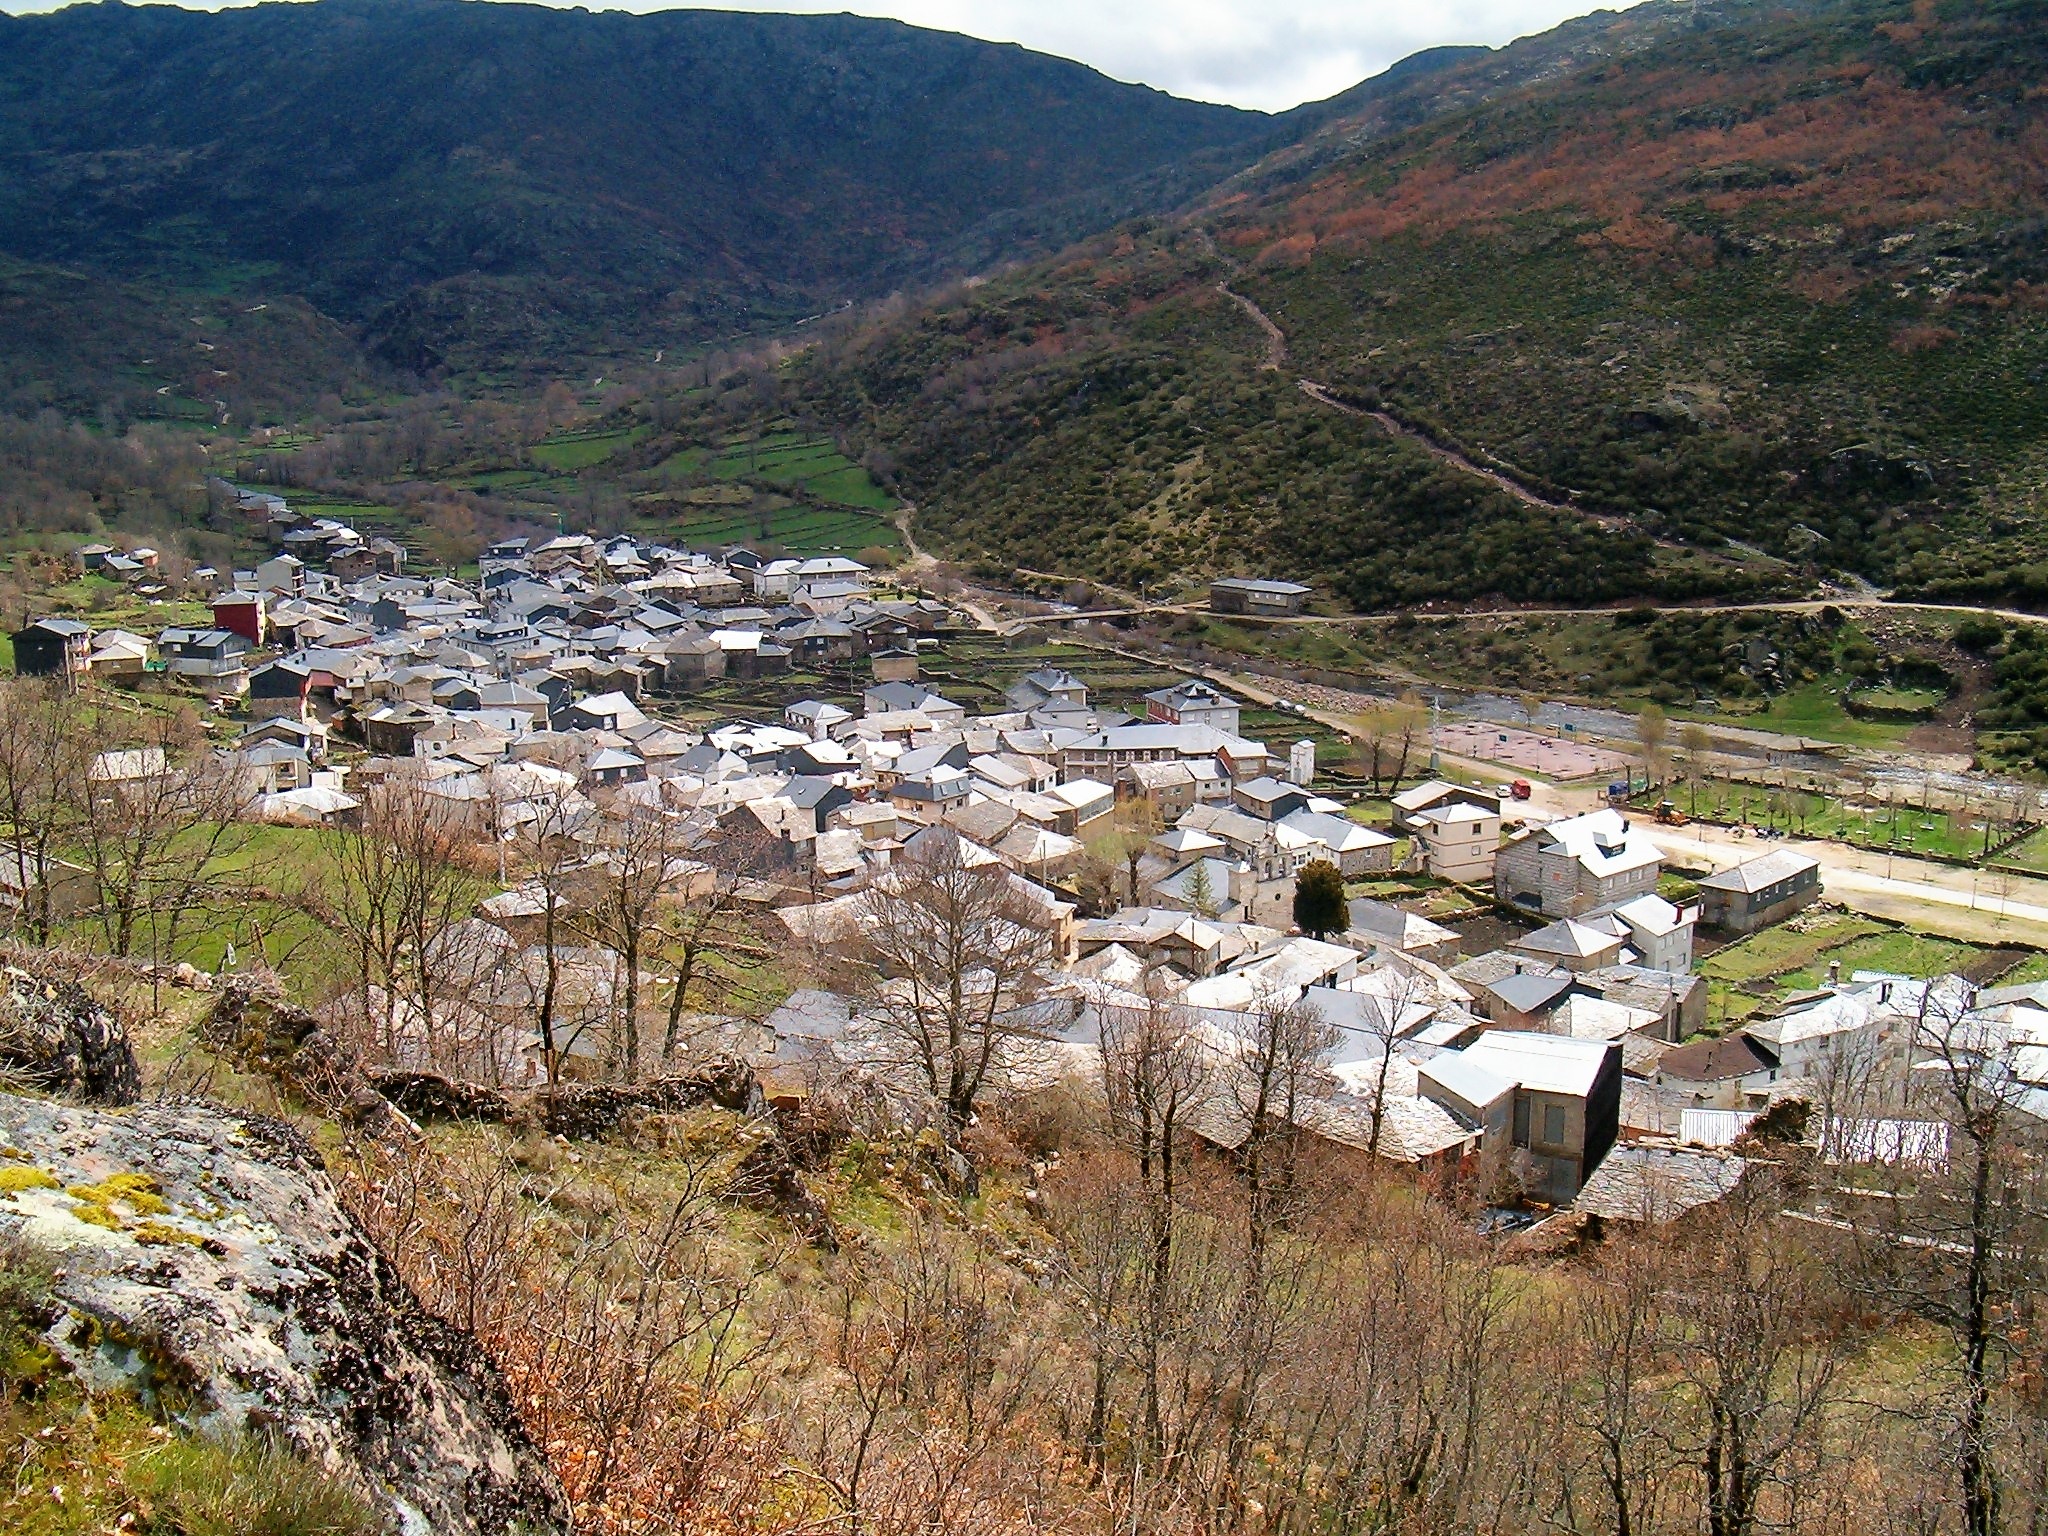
left=1294, top=378, right=1630, bottom=530
left=1211, top=269, right=1632, bottom=532
left=1216, top=280, right=1289, bottom=371
left=894, top=502, right=1001, bottom=631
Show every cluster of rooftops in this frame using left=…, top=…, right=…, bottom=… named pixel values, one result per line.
left=28, top=498, right=2000, bottom=1224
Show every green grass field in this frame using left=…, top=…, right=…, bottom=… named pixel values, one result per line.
left=1773, top=931, right=1982, bottom=991
left=660, top=431, right=897, bottom=512
left=1995, top=950, right=2048, bottom=986
left=1706, top=682, right=1919, bottom=751
left=1847, top=686, right=1944, bottom=716
left=633, top=500, right=902, bottom=557
left=1673, top=784, right=1996, bottom=862
left=530, top=424, right=649, bottom=471
left=1994, top=828, right=2048, bottom=875
left=1237, top=706, right=1354, bottom=766
left=1343, top=798, right=1396, bottom=827
left=1697, top=911, right=2027, bottom=1032
left=28, top=573, right=211, bottom=632
left=1701, top=913, right=1888, bottom=985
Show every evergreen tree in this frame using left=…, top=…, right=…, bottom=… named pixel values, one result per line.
left=1292, top=859, right=1346, bottom=939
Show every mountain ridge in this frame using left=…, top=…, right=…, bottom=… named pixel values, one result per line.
left=0, top=0, right=1276, bottom=383
left=763, top=0, right=2048, bottom=609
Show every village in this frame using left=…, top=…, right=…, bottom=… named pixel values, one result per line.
left=8, top=484, right=2045, bottom=1235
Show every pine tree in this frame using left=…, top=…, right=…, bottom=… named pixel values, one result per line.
left=1292, top=859, right=1346, bottom=939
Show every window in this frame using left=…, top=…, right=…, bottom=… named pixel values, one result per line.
left=1542, top=1104, right=1567, bottom=1146
left=1512, top=1097, right=1531, bottom=1148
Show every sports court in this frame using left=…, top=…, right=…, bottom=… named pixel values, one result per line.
left=1435, top=721, right=1630, bottom=781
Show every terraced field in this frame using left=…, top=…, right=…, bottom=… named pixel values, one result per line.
left=657, top=432, right=895, bottom=510
left=1698, top=910, right=2031, bottom=1032
left=632, top=431, right=901, bottom=554
left=630, top=500, right=902, bottom=557
left=531, top=424, right=651, bottom=471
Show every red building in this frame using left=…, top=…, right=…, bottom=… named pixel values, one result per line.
left=213, top=591, right=266, bottom=645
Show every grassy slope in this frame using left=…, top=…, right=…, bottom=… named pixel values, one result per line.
left=1232, top=0, right=2048, bottom=592
left=790, top=232, right=1762, bottom=606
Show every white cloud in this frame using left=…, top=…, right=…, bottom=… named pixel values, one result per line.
left=675, top=0, right=1630, bottom=110
left=0, top=0, right=1633, bottom=111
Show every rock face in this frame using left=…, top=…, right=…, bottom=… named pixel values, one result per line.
left=0, top=1094, right=569, bottom=1536
left=0, top=965, right=140, bottom=1105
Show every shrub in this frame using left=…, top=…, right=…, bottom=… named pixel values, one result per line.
left=1953, top=616, right=2005, bottom=653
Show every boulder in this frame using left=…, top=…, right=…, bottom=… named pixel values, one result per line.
left=0, top=964, right=140, bottom=1105
left=0, top=1094, right=568, bottom=1536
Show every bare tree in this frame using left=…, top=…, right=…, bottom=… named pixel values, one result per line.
left=572, top=799, right=693, bottom=1080
left=318, top=765, right=484, bottom=1063
left=1097, top=975, right=1211, bottom=1468
left=850, top=830, right=1065, bottom=1144
left=1086, top=796, right=1163, bottom=909
left=1355, top=964, right=1433, bottom=1161
left=1216, top=990, right=1337, bottom=1517
left=1660, top=1171, right=1844, bottom=1536
left=0, top=680, right=90, bottom=944
left=1680, top=723, right=1714, bottom=814
left=1041, top=1151, right=1146, bottom=1477
left=1352, top=711, right=1392, bottom=795
left=1845, top=986, right=2048, bottom=1536
left=1637, top=704, right=1670, bottom=792
left=1231, top=991, right=1337, bottom=1278
left=653, top=819, right=778, bottom=1067
left=801, top=1219, right=1045, bottom=1536
left=1555, top=1234, right=1673, bottom=1536
left=1387, top=692, right=1427, bottom=795
left=79, top=711, right=245, bottom=961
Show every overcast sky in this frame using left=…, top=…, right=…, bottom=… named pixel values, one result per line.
left=0, top=0, right=1631, bottom=111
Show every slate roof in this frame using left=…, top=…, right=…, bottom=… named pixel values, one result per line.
left=1575, top=1145, right=1746, bottom=1223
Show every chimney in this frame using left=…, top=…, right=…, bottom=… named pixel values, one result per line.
left=1827, top=959, right=1841, bottom=986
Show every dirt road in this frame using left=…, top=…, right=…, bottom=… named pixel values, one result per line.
left=1218, top=280, right=1288, bottom=371
left=1295, top=379, right=1629, bottom=528
left=1654, top=822, right=2048, bottom=946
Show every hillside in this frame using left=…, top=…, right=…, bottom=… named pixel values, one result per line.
left=778, top=0, right=2048, bottom=610
left=0, top=0, right=1272, bottom=391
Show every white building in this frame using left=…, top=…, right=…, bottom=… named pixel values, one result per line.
left=1495, top=808, right=1662, bottom=917
left=1413, top=801, right=1501, bottom=884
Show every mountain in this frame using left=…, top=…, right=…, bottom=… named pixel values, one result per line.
left=0, top=0, right=1274, bottom=388
left=778, top=0, right=2048, bottom=609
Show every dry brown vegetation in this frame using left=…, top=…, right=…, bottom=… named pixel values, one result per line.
left=316, top=986, right=2046, bottom=1536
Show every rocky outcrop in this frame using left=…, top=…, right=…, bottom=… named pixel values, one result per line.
left=201, top=982, right=411, bottom=1136
left=0, top=1094, right=569, bottom=1536
left=204, top=981, right=837, bottom=1247
left=0, top=965, right=140, bottom=1105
